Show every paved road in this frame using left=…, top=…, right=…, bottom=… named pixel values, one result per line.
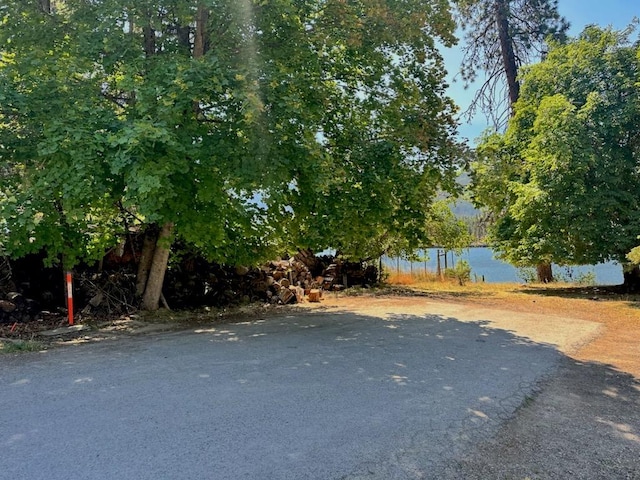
left=1, top=306, right=569, bottom=479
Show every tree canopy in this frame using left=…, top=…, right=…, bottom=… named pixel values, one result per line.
left=471, top=25, right=640, bottom=272
left=0, top=0, right=463, bottom=307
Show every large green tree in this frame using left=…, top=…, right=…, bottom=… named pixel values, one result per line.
left=471, top=26, right=640, bottom=286
left=0, top=0, right=462, bottom=308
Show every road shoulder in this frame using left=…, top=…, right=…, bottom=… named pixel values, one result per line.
left=438, top=357, right=640, bottom=479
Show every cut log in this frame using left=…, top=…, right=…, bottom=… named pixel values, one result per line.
left=6, top=292, right=24, bottom=305
left=291, top=285, right=304, bottom=303
left=88, top=292, right=104, bottom=307
left=278, top=288, right=295, bottom=304
left=308, top=289, right=321, bottom=303
left=0, top=300, right=16, bottom=313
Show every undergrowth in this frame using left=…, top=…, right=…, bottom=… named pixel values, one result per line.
left=0, top=339, right=44, bottom=354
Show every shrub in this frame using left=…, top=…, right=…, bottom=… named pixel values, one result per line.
left=516, top=267, right=538, bottom=284
left=445, top=260, right=472, bottom=286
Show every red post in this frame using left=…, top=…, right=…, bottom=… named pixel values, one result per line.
left=66, top=271, right=74, bottom=326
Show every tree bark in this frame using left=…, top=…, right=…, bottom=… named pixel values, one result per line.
left=136, top=225, right=158, bottom=296
left=193, top=5, right=210, bottom=59
left=143, top=10, right=156, bottom=57
left=494, top=0, right=520, bottom=106
left=536, top=262, right=553, bottom=283
left=141, top=222, right=174, bottom=311
left=622, top=264, right=640, bottom=292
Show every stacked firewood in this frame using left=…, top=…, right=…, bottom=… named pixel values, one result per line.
left=261, top=259, right=318, bottom=305
left=0, top=257, right=41, bottom=324
left=164, top=254, right=377, bottom=308
left=0, top=292, right=39, bottom=324
left=164, top=257, right=319, bottom=307
left=259, top=256, right=378, bottom=304
left=1, top=250, right=379, bottom=320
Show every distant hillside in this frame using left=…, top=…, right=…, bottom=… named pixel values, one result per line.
left=439, top=172, right=480, bottom=217
left=450, top=199, right=479, bottom=217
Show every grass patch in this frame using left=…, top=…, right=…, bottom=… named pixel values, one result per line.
left=386, top=268, right=509, bottom=296
left=0, top=339, right=45, bottom=354
left=386, top=270, right=443, bottom=285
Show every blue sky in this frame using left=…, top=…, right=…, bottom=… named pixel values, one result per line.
left=446, top=0, right=638, bottom=144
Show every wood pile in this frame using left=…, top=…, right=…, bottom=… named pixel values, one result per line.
left=0, top=257, right=44, bottom=324
left=164, top=254, right=377, bottom=308
left=0, top=250, right=379, bottom=320
left=78, top=272, right=138, bottom=317
left=0, top=292, right=40, bottom=324
left=164, top=257, right=320, bottom=308
left=261, top=258, right=319, bottom=305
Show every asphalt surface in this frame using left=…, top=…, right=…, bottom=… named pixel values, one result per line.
left=1, top=307, right=568, bottom=479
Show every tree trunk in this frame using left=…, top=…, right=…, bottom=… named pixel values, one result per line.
left=136, top=225, right=158, bottom=296
left=622, top=264, right=640, bottom=292
left=494, top=0, right=520, bottom=106
left=193, top=5, right=210, bottom=59
left=536, top=262, right=553, bottom=283
left=141, top=222, right=174, bottom=311
left=143, top=10, right=156, bottom=57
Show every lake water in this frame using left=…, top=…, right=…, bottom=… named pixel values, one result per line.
left=382, top=247, right=624, bottom=285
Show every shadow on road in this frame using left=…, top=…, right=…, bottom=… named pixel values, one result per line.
left=516, top=284, right=640, bottom=304
left=1, top=307, right=639, bottom=479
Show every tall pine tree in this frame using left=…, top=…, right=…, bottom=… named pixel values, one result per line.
left=457, top=0, right=568, bottom=282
